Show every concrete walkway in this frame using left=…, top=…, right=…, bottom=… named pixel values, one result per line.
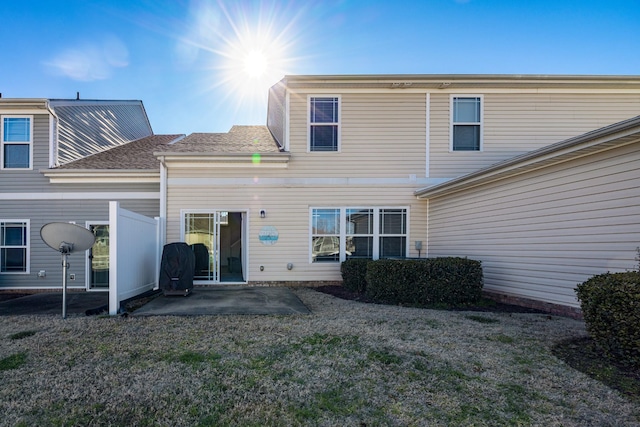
left=0, top=292, right=109, bottom=316
left=0, top=287, right=310, bottom=317
left=133, top=287, right=310, bottom=316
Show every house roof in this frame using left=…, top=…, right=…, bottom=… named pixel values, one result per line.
left=155, top=126, right=290, bottom=169
left=48, top=99, right=154, bottom=165
left=53, top=134, right=184, bottom=170
left=156, top=126, right=282, bottom=154
left=42, top=134, right=184, bottom=184
left=414, top=115, right=640, bottom=199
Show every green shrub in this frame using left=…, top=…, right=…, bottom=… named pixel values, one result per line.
left=365, top=257, right=483, bottom=305
left=576, top=271, right=640, bottom=368
left=340, top=259, right=371, bottom=293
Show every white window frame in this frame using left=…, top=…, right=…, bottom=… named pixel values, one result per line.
left=1, top=115, right=33, bottom=170
left=309, top=207, right=409, bottom=263
left=0, top=219, right=30, bottom=274
left=308, top=95, right=341, bottom=152
left=450, top=95, right=483, bottom=152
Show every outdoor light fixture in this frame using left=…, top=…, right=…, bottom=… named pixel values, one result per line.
left=260, top=209, right=266, bottom=218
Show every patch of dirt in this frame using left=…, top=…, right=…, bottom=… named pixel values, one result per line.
left=314, top=285, right=549, bottom=314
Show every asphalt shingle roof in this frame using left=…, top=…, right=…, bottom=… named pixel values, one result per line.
left=160, top=126, right=281, bottom=154
left=56, top=134, right=183, bottom=170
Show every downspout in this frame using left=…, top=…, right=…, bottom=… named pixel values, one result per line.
left=45, top=101, right=60, bottom=168
left=159, top=156, right=167, bottom=247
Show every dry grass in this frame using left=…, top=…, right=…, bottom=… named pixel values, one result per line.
left=0, top=288, right=639, bottom=426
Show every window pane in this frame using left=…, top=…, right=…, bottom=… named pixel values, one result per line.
left=1, top=248, right=26, bottom=272
left=3, top=118, right=30, bottom=142
left=310, top=125, right=338, bottom=151
left=2, top=224, right=26, bottom=246
left=3, top=144, right=30, bottom=168
left=380, top=209, right=406, bottom=234
left=379, top=237, right=406, bottom=258
left=347, top=236, right=373, bottom=259
left=346, top=209, right=372, bottom=234
left=453, top=98, right=480, bottom=123
left=310, top=98, right=338, bottom=123
left=312, top=236, right=340, bottom=262
left=312, top=209, right=340, bottom=234
left=453, top=125, right=480, bottom=151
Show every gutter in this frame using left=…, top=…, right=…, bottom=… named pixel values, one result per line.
left=45, top=100, right=60, bottom=168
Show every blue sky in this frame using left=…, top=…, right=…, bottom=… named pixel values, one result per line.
left=2, top=0, right=639, bottom=135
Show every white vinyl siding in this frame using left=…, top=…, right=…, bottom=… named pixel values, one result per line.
left=426, top=141, right=640, bottom=309
left=1, top=115, right=33, bottom=170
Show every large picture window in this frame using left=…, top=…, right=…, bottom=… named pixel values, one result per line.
left=1, top=116, right=32, bottom=169
left=310, top=207, right=407, bottom=262
left=451, top=96, right=482, bottom=151
left=309, top=96, right=339, bottom=152
left=0, top=220, right=29, bottom=273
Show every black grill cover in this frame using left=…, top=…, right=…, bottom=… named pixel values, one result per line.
left=159, top=242, right=195, bottom=295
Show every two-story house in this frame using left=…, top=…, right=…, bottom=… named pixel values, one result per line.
left=157, top=74, right=640, bottom=315
left=0, top=97, right=181, bottom=292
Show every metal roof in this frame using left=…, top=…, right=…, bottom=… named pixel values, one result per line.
left=48, top=99, right=153, bottom=165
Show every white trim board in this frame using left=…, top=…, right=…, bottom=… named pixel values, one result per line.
left=0, top=192, right=159, bottom=200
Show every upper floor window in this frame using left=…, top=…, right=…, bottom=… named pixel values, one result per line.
left=1, top=116, right=32, bottom=169
left=1, top=220, right=29, bottom=273
left=451, top=96, right=482, bottom=151
left=309, top=96, right=339, bottom=152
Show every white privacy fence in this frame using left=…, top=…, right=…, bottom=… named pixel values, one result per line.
left=108, top=201, right=160, bottom=315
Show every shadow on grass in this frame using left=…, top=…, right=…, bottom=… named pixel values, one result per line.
left=552, top=337, right=640, bottom=402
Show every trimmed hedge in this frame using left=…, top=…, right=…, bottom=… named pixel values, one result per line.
left=576, top=271, right=640, bottom=368
left=340, top=259, right=371, bottom=293
left=364, top=257, right=483, bottom=305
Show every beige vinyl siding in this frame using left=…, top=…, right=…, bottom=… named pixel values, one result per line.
left=165, top=175, right=427, bottom=282
left=427, top=141, right=640, bottom=308
left=287, top=92, right=427, bottom=178
left=429, top=93, right=640, bottom=178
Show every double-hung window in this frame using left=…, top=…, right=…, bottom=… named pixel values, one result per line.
left=0, top=220, right=29, bottom=273
left=1, top=116, right=32, bottom=169
left=311, top=207, right=407, bottom=262
left=379, top=209, right=407, bottom=258
left=309, top=96, right=339, bottom=152
left=451, top=96, right=482, bottom=151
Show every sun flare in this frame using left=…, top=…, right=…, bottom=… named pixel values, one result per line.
left=243, top=49, right=268, bottom=79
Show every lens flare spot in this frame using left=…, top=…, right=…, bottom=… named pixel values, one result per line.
left=252, top=153, right=261, bottom=164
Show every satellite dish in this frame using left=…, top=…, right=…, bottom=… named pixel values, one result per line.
left=40, top=223, right=96, bottom=319
left=41, top=222, right=95, bottom=254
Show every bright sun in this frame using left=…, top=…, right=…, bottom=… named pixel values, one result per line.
left=243, top=50, right=268, bottom=79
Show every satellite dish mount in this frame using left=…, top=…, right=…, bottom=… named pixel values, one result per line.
left=40, top=223, right=96, bottom=319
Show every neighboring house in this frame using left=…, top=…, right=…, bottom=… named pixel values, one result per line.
left=156, top=74, right=640, bottom=314
left=0, top=97, right=182, bottom=291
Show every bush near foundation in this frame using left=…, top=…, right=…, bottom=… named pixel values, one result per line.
left=340, top=259, right=371, bottom=293
left=576, top=271, right=640, bottom=368
left=364, top=257, right=483, bottom=305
